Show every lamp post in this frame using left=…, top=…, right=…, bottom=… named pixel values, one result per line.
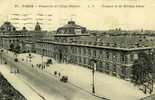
left=90, top=59, right=97, bottom=94
left=15, top=52, right=17, bottom=58
left=0, top=49, right=3, bottom=64
left=42, top=49, right=45, bottom=69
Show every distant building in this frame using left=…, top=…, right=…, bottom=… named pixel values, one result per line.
left=0, top=21, right=16, bottom=32
left=0, top=22, right=32, bottom=52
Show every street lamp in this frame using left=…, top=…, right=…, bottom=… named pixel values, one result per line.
left=90, top=59, right=97, bottom=94
left=0, top=49, right=4, bottom=64
left=42, top=48, right=45, bottom=69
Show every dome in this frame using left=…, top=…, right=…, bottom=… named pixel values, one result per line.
left=35, top=22, right=41, bottom=32
left=56, top=21, right=87, bottom=34
left=0, top=21, right=16, bottom=32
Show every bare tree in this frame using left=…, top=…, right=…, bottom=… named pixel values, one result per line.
left=131, top=52, right=153, bottom=85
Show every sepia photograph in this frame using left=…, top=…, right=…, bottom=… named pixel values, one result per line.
left=0, top=0, right=155, bottom=100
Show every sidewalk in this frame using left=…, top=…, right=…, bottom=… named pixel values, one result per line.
left=0, top=70, right=26, bottom=100
left=0, top=64, right=43, bottom=100
left=17, top=52, right=150, bottom=100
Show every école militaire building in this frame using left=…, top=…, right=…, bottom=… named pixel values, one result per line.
left=0, top=21, right=154, bottom=80
left=35, top=21, right=154, bottom=80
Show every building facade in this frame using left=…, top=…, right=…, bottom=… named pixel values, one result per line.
left=35, top=21, right=154, bottom=80
left=0, top=22, right=33, bottom=52
left=0, top=21, right=154, bottom=81
left=0, top=22, right=45, bottom=53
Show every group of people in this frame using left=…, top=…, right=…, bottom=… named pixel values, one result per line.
left=32, top=63, right=46, bottom=69
left=10, top=67, right=20, bottom=74
left=54, top=71, right=68, bottom=83
left=54, top=71, right=61, bottom=77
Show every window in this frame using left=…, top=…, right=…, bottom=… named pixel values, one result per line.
left=106, top=52, right=110, bottom=59
left=79, top=48, right=81, bottom=54
left=121, top=66, right=126, bottom=75
left=99, top=50, right=102, bottom=55
left=88, top=49, right=91, bottom=56
left=125, top=56, right=127, bottom=64
left=93, top=49, right=96, bottom=57
left=71, top=47, right=74, bottom=53
left=99, top=50, right=102, bottom=58
left=113, top=53, right=117, bottom=61
left=83, top=58, right=86, bottom=64
left=75, top=47, right=77, bottom=53
left=113, top=65, right=116, bottom=72
left=75, top=56, right=77, bottom=63
left=105, top=63, right=109, bottom=73
left=121, top=54, right=125, bottom=61
left=83, top=48, right=86, bottom=55
left=130, top=54, right=134, bottom=62
left=73, top=47, right=75, bottom=54
left=112, top=65, right=117, bottom=76
left=79, top=57, right=82, bottom=63
left=121, top=54, right=127, bottom=64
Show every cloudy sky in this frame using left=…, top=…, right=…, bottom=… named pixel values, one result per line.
left=0, top=0, right=155, bottom=30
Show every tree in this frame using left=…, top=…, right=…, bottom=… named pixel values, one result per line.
left=131, top=60, right=142, bottom=84
left=14, top=58, right=18, bottom=62
left=150, top=50, right=155, bottom=82
left=15, top=44, right=21, bottom=53
left=151, top=50, right=155, bottom=73
left=131, top=52, right=153, bottom=85
left=10, top=43, right=14, bottom=51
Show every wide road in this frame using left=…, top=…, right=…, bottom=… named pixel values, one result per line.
left=1, top=51, right=105, bottom=100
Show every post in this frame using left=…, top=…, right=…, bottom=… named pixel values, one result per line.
left=0, top=51, right=1, bottom=64
left=42, top=49, right=45, bottom=69
left=42, top=55, right=43, bottom=69
left=92, top=66, right=95, bottom=94
left=90, top=59, right=96, bottom=94
left=1, top=49, right=4, bottom=64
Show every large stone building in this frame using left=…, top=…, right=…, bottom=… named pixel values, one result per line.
left=0, top=21, right=154, bottom=81
left=0, top=21, right=16, bottom=32
left=35, top=21, right=154, bottom=80
left=0, top=21, right=33, bottom=52
left=0, top=21, right=46, bottom=53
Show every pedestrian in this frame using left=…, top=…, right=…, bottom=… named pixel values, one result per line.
left=58, top=72, right=61, bottom=77
left=38, top=64, right=40, bottom=68
left=54, top=71, right=57, bottom=75
left=17, top=69, right=19, bottom=73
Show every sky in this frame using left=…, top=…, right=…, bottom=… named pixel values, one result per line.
left=0, top=0, right=155, bottom=31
